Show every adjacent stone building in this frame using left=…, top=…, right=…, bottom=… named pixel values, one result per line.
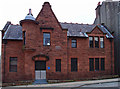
left=94, top=0, right=120, bottom=75
left=2, top=2, right=114, bottom=83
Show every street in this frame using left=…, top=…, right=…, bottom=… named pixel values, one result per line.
left=1, top=81, right=120, bottom=89
left=82, top=81, right=120, bottom=87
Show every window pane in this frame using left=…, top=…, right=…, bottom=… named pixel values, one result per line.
left=101, top=58, right=105, bottom=71
left=10, top=66, right=17, bottom=72
left=72, top=40, right=76, bottom=43
left=95, top=58, right=99, bottom=71
left=95, top=37, right=99, bottom=48
left=100, top=37, right=104, bottom=48
left=89, top=37, right=93, bottom=48
left=89, top=58, right=94, bottom=71
left=10, top=57, right=17, bottom=72
left=56, top=59, right=61, bottom=72
left=71, top=58, right=77, bottom=72
left=72, top=39, right=77, bottom=48
left=43, top=33, right=50, bottom=46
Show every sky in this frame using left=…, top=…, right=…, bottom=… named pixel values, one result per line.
left=0, top=0, right=117, bottom=54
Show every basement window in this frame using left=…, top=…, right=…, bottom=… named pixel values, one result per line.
left=9, top=57, right=17, bottom=72
left=43, top=33, right=50, bottom=46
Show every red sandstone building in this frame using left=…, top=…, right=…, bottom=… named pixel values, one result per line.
left=2, top=2, right=114, bottom=83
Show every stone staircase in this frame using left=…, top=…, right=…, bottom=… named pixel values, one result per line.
left=33, top=79, right=48, bottom=84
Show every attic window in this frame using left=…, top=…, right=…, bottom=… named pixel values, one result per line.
left=89, top=37, right=93, bottom=48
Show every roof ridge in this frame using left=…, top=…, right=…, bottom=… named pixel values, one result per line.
left=60, top=22, right=94, bottom=25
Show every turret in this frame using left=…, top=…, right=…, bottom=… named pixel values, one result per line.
left=20, top=9, right=38, bottom=26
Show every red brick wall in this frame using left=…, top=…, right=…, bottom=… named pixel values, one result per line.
left=67, top=26, right=114, bottom=80
left=2, top=40, right=25, bottom=82
left=1, top=2, right=114, bottom=82
left=21, top=2, right=68, bottom=81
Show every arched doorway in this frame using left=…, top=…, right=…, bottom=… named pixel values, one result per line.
left=35, top=61, right=46, bottom=79
left=32, top=54, right=49, bottom=80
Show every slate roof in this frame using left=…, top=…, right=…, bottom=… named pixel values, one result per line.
left=3, top=24, right=22, bottom=40
left=60, top=23, right=113, bottom=38
left=2, top=22, right=113, bottom=40
left=60, top=23, right=95, bottom=37
left=2, top=21, right=11, bottom=32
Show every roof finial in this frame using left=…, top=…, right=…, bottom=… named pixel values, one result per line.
left=28, top=9, right=33, bottom=16
left=25, top=8, right=35, bottom=20
left=29, top=9, right=31, bottom=14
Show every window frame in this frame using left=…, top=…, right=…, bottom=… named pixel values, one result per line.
left=89, top=58, right=94, bottom=71
left=94, top=36, right=99, bottom=48
left=71, top=58, right=78, bottom=72
left=95, top=58, right=99, bottom=71
left=89, top=36, right=94, bottom=48
left=101, top=58, right=105, bottom=71
left=56, top=59, right=61, bottom=72
left=43, top=32, right=51, bottom=46
left=71, top=39, right=77, bottom=48
left=100, top=37, right=104, bottom=48
left=9, top=57, right=17, bottom=72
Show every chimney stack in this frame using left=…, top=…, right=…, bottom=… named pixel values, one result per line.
left=98, top=2, right=100, bottom=6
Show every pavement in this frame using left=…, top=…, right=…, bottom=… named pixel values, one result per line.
left=10, top=78, right=120, bottom=87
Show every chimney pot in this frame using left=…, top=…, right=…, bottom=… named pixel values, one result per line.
left=97, top=2, right=101, bottom=6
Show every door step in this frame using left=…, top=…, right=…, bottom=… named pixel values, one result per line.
left=33, top=79, right=48, bottom=84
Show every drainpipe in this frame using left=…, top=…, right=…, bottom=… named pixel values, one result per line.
left=67, top=37, right=69, bottom=80
left=109, top=38, right=113, bottom=75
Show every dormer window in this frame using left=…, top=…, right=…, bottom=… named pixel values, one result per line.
left=89, top=37, right=93, bottom=48
left=100, top=37, right=104, bottom=48
left=43, top=33, right=50, bottom=46
left=95, top=37, right=99, bottom=48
